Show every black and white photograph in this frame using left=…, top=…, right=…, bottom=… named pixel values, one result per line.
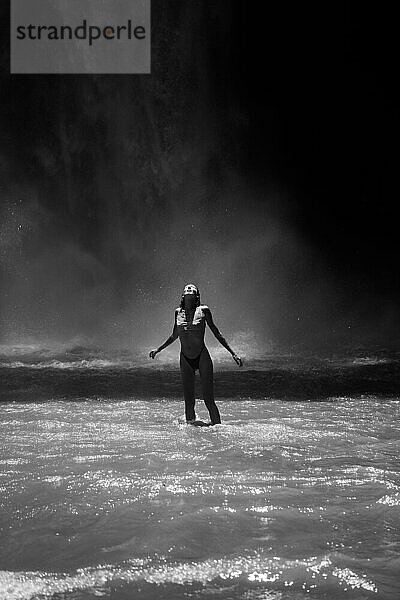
left=1, top=2, right=399, bottom=598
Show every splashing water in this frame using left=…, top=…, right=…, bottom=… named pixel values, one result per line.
left=1, top=394, right=399, bottom=599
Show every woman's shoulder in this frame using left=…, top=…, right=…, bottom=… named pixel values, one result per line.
left=199, top=304, right=210, bottom=312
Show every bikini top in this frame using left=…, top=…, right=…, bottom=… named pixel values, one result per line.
left=176, top=305, right=206, bottom=333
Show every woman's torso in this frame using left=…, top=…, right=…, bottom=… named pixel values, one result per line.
left=176, top=305, right=206, bottom=358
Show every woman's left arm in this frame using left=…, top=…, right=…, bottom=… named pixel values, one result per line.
left=203, top=307, right=243, bottom=366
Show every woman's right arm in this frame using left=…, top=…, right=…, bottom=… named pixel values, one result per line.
left=149, top=310, right=179, bottom=358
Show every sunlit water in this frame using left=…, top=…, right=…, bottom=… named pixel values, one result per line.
left=1, top=395, right=399, bottom=600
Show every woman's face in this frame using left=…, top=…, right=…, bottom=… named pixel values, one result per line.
left=183, top=284, right=198, bottom=296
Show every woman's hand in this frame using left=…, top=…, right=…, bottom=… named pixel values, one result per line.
left=149, top=349, right=159, bottom=359
left=232, top=353, right=243, bottom=367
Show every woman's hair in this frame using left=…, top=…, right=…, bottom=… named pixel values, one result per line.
left=179, top=284, right=201, bottom=309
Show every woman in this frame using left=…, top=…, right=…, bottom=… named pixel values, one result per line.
left=149, top=283, right=243, bottom=425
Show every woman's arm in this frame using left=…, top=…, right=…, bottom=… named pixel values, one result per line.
left=149, top=309, right=179, bottom=358
left=203, top=307, right=243, bottom=366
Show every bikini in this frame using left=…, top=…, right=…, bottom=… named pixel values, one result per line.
left=177, top=306, right=206, bottom=372
left=181, top=345, right=206, bottom=372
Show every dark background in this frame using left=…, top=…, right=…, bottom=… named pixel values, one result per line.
left=0, top=1, right=398, bottom=352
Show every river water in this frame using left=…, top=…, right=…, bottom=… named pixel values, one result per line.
left=1, top=391, right=399, bottom=599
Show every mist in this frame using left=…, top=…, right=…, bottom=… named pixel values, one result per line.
left=1, top=1, right=398, bottom=355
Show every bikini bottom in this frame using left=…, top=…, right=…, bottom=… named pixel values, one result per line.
left=181, top=345, right=206, bottom=372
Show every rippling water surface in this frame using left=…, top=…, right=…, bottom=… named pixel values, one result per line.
left=1, top=395, right=399, bottom=600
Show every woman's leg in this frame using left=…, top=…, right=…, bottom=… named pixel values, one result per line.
left=199, top=347, right=221, bottom=424
left=179, top=351, right=196, bottom=421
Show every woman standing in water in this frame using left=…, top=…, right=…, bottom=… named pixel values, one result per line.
left=149, top=283, right=243, bottom=425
